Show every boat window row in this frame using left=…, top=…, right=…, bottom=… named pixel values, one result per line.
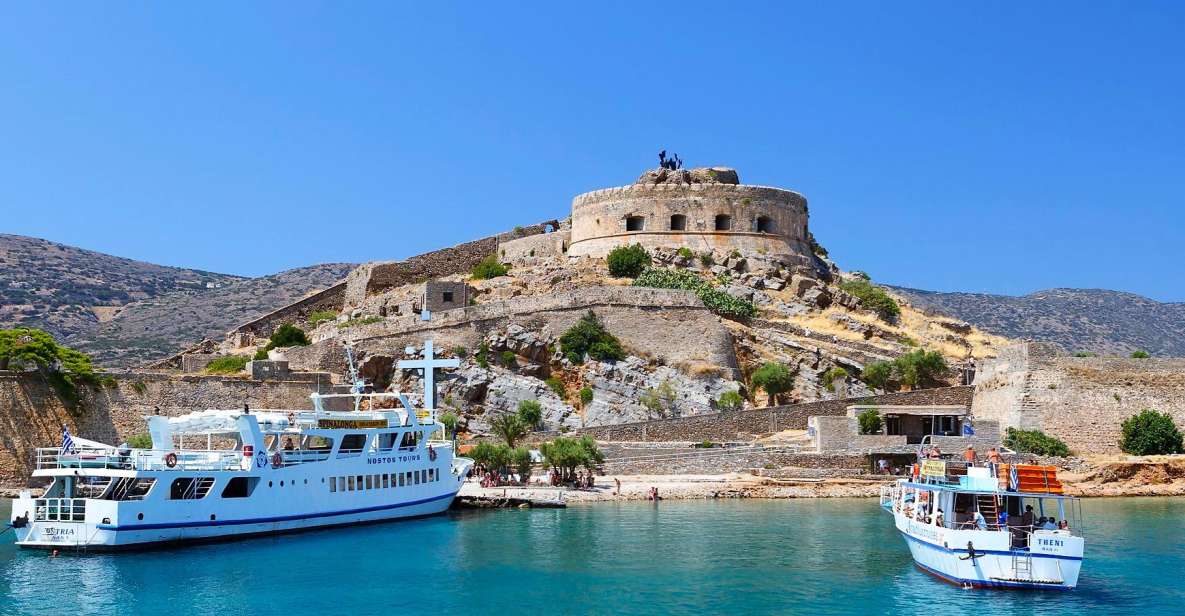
left=334, top=431, right=423, bottom=458
left=328, top=468, right=440, bottom=493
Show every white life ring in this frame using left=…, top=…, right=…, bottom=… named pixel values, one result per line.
left=164, top=452, right=178, bottom=468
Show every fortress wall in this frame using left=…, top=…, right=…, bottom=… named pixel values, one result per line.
left=284, top=286, right=738, bottom=378
left=557, top=386, right=973, bottom=443
left=567, top=184, right=810, bottom=261
left=499, top=230, right=570, bottom=264
left=341, top=221, right=560, bottom=311
left=0, top=371, right=329, bottom=488
left=972, top=343, right=1185, bottom=453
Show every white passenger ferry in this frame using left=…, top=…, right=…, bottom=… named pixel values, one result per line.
left=8, top=342, right=473, bottom=551
left=880, top=454, right=1085, bottom=590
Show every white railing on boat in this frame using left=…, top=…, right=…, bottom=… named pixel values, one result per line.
left=36, top=447, right=242, bottom=472
left=34, top=498, right=86, bottom=522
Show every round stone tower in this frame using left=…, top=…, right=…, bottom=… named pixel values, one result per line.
left=566, top=166, right=814, bottom=268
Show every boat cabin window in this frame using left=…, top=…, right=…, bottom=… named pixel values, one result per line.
left=329, top=477, right=337, bottom=493
left=102, top=477, right=155, bottom=501
left=398, top=473, right=406, bottom=487
left=306, top=435, right=334, bottom=450
left=339, top=433, right=368, bottom=453
left=347, top=476, right=355, bottom=491
left=221, top=477, right=259, bottom=499
left=399, top=431, right=420, bottom=450
left=382, top=474, right=390, bottom=488
left=170, top=477, right=214, bottom=500
left=377, top=432, right=398, bottom=452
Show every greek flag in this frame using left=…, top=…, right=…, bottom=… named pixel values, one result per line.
left=61, top=425, right=77, bottom=455
left=1008, top=465, right=1019, bottom=491
left=962, top=423, right=975, bottom=436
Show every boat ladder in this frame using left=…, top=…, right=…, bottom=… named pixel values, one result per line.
left=1012, top=552, right=1033, bottom=580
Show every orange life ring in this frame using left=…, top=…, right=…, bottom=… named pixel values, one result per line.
left=428, top=445, right=437, bottom=461
left=164, top=452, right=178, bottom=468
left=272, top=452, right=283, bottom=469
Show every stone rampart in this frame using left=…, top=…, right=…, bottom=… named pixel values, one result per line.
left=973, top=342, right=1185, bottom=453
left=342, top=221, right=559, bottom=311
left=563, top=386, right=973, bottom=442
left=0, top=371, right=331, bottom=488
left=499, top=230, right=570, bottom=264
left=287, top=286, right=738, bottom=378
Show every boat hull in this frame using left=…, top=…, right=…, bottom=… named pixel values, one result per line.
left=900, top=529, right=1081, bottom=590
left=12, top=490, right=460, bottom=551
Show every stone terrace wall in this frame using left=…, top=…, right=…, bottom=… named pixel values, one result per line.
left=974, top=343, right=1185, bottom=453
left=231, top=281, right=348, bottom=340
left=287, top=286, right=738, bottom=378
left=342, top=221, right=559, bottom=310
left=0, top=371, right=330, bottom=488
left=564, top=386, right=973, bottom=442
left=597, top=445, right=869, bottom=475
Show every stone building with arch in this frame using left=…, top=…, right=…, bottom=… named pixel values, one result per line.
left=563, top=166, right=816, bottom=270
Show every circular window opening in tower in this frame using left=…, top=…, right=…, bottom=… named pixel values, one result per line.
left=625, top=216, right=645, bottom=232
left=669, top=214, right=687, bottom=231
left=714, top=214, right=732, bottom=231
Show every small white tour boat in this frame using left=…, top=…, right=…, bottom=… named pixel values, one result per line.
left=8, top=341, right=473, bottom=551
left=881, top=451, right=1085, bottom=590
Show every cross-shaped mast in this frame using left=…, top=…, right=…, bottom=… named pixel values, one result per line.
left=396, top=340, right=460, bottom=413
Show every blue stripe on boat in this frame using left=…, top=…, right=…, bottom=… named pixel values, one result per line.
left=901, top=529, right=1083, bottom=561
left=96, top=492, right=456, bottom=531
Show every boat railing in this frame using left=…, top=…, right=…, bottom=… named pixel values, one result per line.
left=36, top=447, right=242, bottom=472
left=33, top=497, right=86, bottom=522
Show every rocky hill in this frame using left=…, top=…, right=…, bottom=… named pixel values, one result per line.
left=890, top=287, right=1185, bottom=357
left=68, top=263, right=354, bottom=367
left=0, top=233, right=243, bottom=341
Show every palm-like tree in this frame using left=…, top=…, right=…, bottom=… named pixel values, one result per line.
left=490, top=414, right=527, bottom=448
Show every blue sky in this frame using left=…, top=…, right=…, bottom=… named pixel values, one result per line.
left=2, top=2, right=1183, bottom=301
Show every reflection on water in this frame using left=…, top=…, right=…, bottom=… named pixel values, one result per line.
left=2, top=497, right=1184, bottom=615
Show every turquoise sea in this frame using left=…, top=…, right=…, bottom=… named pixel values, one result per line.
left=2, top=497, right=1183, bottom=615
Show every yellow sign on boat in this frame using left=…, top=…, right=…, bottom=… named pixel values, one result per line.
left=920, top=460, right=947, bottom=477
left=317, top=419, right=388, bottom=429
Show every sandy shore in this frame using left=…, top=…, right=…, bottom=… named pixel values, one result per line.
left=459, top=473, right=890, bottom=503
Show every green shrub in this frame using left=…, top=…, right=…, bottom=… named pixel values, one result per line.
left=639, top=380, right=677, bottom=416
left=857, top=408, right=883, bottom=435
left=255, top=323, right=312, bottom=358
left=752, top=362, right=794, bottom=405
left=269, top=323, right=311, bottom=347
left=699, top=252, right=715, bottom=267
left=717, top=390, right=744, bottom=411
left=861, top=361, right=893, bottom=391
left=517, top=399, right=543, bottom=429
left=500, top=350, right=517, bottom=367
left=676, top=247, right=694, bottom=260
left=1119, top=410, right=1183, bottom=455
left=545, top=377, right=565, bottom=397
left=452, top=346, right=468, bottom=358
left=511, top=446, right=534, bottom=485
left=306, top=310, right=338, bottom=327
left=696, top=440, right=715, bottom=449
left=838, top=279, right=900, bottom=321
left=822, top=367, right=848, bottom=392
left=1004, top=428, right=1071, bottom=457
left=438, top=411, right=460, bottom=437
left=539, top=436, right=604, bottom=483
left=894, top=349, right=948, bottom=389
left=130, top=381, right=148, bottom=395
left=632, top=267, right=756, bottom=320
left=470, top=441, right=512, bottom=473
left=204, top=355, right=251, bottom=374
left=1131, top=350, right=1151, bottom=359
left=126, top=433, right=154, bottom=449
left=560, top=311, right=625, bottom=364
left=1073, top=351, right=1097, bottom=358
left=579, top=386, right=594, bottom=406
left=471, top=255, right=510, bottom=280
left=337, top=316, right=382, bottom=329
left=476, top=342, right=490, bottom=369
left=606, top=244, right=651, bottom=278
left=490, top=414, right=527, bottom=448
left=0, top=328, right=103, bottom=406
